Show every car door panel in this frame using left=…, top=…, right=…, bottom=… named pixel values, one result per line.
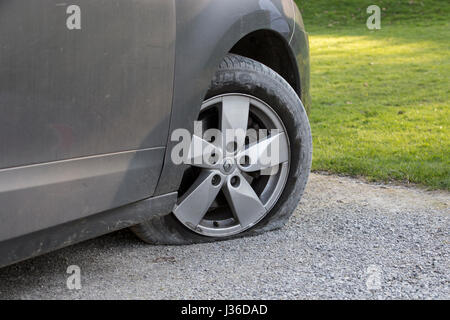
left=0, top=147, right=165, bottom=242
left=0, top=0, right=175, bottom=241
left=0, top=0, right=175, bottom=167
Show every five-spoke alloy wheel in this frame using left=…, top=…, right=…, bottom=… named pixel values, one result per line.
left=173, top=94, right=290, bottom=237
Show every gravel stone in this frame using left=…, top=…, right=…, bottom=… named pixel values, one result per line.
left=0, top=174, right=448, bottom=300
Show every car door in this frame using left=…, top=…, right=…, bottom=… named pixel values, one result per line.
left=0, top=0, right=176, bottom=242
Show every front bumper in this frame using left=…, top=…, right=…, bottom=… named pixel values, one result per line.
left=289, top=4, right=311, bottom=114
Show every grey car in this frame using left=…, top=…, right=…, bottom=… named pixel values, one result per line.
left=0, top=0, right=312, bottom=267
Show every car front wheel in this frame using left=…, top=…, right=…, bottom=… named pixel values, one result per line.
left=131, top=54, right=312, bottom=244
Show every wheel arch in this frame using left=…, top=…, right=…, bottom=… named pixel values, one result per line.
left=229, top=29, right=301, bottom=99
left=154, top=0, right=303, bottom=196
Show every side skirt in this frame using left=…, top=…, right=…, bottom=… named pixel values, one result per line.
left=0, top=192, right=177, bottom=268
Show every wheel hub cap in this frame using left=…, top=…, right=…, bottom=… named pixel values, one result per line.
left=222, top=158, right=234, bottom=174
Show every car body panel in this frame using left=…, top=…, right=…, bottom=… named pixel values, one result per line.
left=0, top=0, right=175, bottom=242
left=0, top=147, right=165, bottom=242
left=0, top=0, right=175, bottom=168
left=290, top=3, right=311, bottom=114
left=154, top=0, right=309, bottom=196
left=0, top=192, right=178, bottom=268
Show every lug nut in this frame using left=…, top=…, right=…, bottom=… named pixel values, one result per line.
left=212, top=175, right=221, bottom=186
left=230, top=176, right=240, bottom=188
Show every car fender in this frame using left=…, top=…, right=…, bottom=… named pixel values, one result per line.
left=154, top=0, right=299, bottom=195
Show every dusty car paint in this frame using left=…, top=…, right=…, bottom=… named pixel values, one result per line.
left=0, top=0, right=175, bottom=242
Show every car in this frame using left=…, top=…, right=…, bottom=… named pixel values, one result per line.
left=0, top=0, right=312, bottom=267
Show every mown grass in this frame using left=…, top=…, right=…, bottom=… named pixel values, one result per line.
left=295, top=0, right=449, bottom=189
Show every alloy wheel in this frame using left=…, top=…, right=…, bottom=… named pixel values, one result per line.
left=173, top=94, right=290, bottom=237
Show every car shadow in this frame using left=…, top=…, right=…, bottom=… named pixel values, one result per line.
left=0, top=229, right=144, bottom=299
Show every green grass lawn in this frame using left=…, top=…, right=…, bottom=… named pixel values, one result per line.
left=295, top=0, right=449, bottom=189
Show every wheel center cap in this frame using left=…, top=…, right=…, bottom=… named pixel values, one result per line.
left=222, top=158, right=234, bottom=174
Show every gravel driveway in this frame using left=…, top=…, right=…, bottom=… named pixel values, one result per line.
left=0, top=174, right=448, bottom=300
